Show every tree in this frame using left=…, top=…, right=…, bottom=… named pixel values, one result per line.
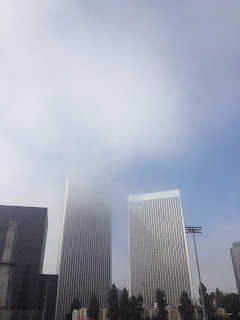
left=88, top=294, right=100, bottom=320
left=178, top=291, right=194, bottom=320
left=108, top=284, right=119, bottom=320
left=65, top=297, right=81, bottom=320
left=199, top=283, right=216, bottom=320
left=129, top=296, right=138, bottom=320
left=215, top=288, right=224, bottom=308
left=70, top=297, right=81, bottom=314
left=155, top=289, right=168, bottom=320
left=136, top=294, right=143, bottom=319
left=119, top=287, right=129, bottom=320
left=221, top=293, right=240, bottom=320
left=129, top=294, right=143, bottom=320
left=65, top=313, right=71, bottom=320
left=210, top=292, right=216, bottom=308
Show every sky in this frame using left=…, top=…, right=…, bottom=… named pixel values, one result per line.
left=1, top=0, right=240, bottom=299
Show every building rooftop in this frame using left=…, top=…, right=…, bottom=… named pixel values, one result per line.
left=128, top=189, right=180, bottom=202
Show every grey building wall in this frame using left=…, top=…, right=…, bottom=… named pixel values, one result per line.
left=0, top=205, right=48, bottom=311
left=230, top=242, right=240, bottom=294
left=128, top=190, right=193, bottom=308
left=55, top=183, right=112, bottom=320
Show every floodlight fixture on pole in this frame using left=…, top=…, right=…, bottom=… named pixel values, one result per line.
left=185, top=226, right=207, bottom=320
left=0, top=224, right=8, bottom=232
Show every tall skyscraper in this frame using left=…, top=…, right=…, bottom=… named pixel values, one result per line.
left=128, top=190, right=193, bottom=308
left=55, top=182, right=112, bottom=320
left=0, top=205, right=48, bottom=314
left=230, top=242, right=240, bottom=294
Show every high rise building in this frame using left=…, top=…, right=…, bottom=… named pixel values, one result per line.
left=0, top=205, right=48, bottom=314
left=128, top=190, right=193, bottom=308
left=55, top=183, right=112, bottom=320
left=230, top=242, right=240, bottom=294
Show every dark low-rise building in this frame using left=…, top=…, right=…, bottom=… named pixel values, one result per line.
left=0, top=205, right=48, bottom=315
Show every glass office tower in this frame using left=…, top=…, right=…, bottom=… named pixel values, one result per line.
left=230, top=242, right=240, bottom=294
left=55, top=182, right=111, bottom=320
left=0, top=205, right=48, bottom=311
left=128, top=190, right=193, bottom=307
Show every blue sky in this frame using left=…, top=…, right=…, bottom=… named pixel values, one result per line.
left=0, top=0, right=240, bottom=298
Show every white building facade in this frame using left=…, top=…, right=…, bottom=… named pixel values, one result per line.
left=55, top=182, right=112, bottom=320
left=128, top=190, right=193, bottom=308
left=230, top=242, right=240, bottom=294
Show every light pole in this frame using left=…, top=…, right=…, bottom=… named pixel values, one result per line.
left=42, top=282, right=50, bottom=320
left=18, top=310, right=22, bottom=320
left=185, top=226, right=207, bottom=320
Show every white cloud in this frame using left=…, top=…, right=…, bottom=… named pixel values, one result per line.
left=0, top=0, right=239, bottom=291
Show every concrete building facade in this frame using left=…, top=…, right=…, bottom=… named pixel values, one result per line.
left=55, top=182, right=112, bottom=320
left=0, top=221, right=18, bottom=320
left=72, top=307, right=203, bottom=320
left=128, top=190, right=193, bottom=308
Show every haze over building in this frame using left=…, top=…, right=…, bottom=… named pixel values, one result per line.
left=128, top=190, right=193, bottom=307
left=230, top=242, right=240, bottom=294
left=55, top=182, right=112, bottom=320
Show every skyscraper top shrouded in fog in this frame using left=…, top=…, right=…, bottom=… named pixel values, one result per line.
left=128, top=190, right=193, bottom=308
left=230, top=242, right=240, bottom=294
left=55, top=182, right=112, bottom=320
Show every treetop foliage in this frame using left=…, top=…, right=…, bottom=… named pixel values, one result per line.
left=178, top=291, right=194, bottom=320
left=129, top=294, right=143, bottom=320
left=155, top=289, right=168, bottom=320
left=221, top=293, right=240, bottom=320
left=119, top=287, right=129, bottom=320
left=108, top=284, right=119, bottom=320
left=88, top=294, right=100, bottom=320
left=199, top=283, right=216, bottom=320
left=70, top=297, right=81, bottom=314
left=107, top=285, right=143, bottom=320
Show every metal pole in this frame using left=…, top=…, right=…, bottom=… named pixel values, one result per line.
left=42, top=283, right=49, bottom=320
left=18, top=310, right=22, bottom=320
left=192, top=232, right=207, bottom=320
